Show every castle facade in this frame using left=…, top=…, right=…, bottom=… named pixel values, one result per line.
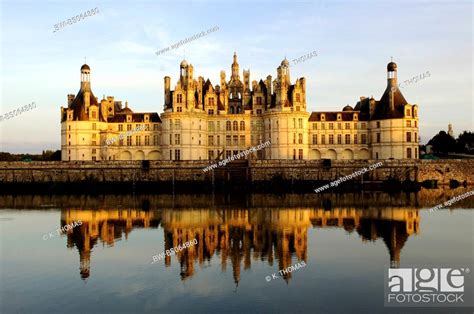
left=60, top=54, right=419, bottom=161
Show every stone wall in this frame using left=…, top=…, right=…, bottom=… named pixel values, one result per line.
left=0, top=159, right=473, bottom=185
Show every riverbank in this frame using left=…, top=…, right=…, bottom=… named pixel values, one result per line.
left=0, top=159, right=472, bottom=194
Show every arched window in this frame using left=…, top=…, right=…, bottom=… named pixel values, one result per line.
left=240, top=121, right=245, bottom=131
left=237, top=106, right=241, bottom=113
left=230, top=107, right=234, bottom=114
left=233, top=121, right=238, bottom=131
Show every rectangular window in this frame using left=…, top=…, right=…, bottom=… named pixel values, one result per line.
left=312, top=134, right=317, bottom=144
left=177, top=94, right=182, bottom=103
left=406, top=120, right=412, bottom=127
left=406, top=132, right=412, bottom=142
left=293, top=133, right=296, bottom=144
left=154, top=124, right=159, bottom=131
left=313, top=123, right=317, bottom=130
left=362, top=123, right=366, bottom=129
left=257, top=109, right=262, bottom=115
left=321, top=123, right=325, bottom=130
left=175, top=149, right=181, bottom=160
left=337, top=123, right=342, bottom=130
left=92, top=123, right=96, bottom=130
left=361, top=134, right=367, bottom=144
left=208, top=135, right=214, bottom=146
left=329, top=123, right=334, bottom=130
left=226, top=135, right=231, bottom=146
left=293, top=149, right=296, bottom=160
left=226, top=150, right=231, bottom=158
left=293, top=118, right=296, bottom=129
left=256, top=96, right=262, bottom=105
left=298, top=133, right=303, bottom=144
left=208, top=121, right=214, bottom=131
left=354, top=123, right=358, bottom=129
left=414, top=132, right=417, bottom=142
left=169, top=134, right=172, bottom=145
left=92, top=148, right=96, bottom=154
left=217, top=121, right=220, bottom=130
left=145, top=124, right=150, bottom=131
left=337, top=134, right=342, bottom=144
left=209, top=97, right=214, bottom=106
left=208, top=150, right=215, bottom=160
left=119, top=125, right=123, bottom=131
left=233, top=135, right=238, bottom=146
left=119, top=139, right=124, bottom=146
left=354, top=134, right=358, bottom=144
left=329, top=134, right=334, bottom=144
left=217, top=135, right=220, bottom=146
left=136, top=136, right=141, bottom=146
left=298, top=118, right=303, bottom=129
left=345, top=134, right=350, bottom=144
left=321, top=134, right=326, bottom=144
left=345, top=123, right=350, bottom=130
left=240, top=135, right=245, bottom=146
left=153, top=135, right=158, bottom=145
left=127, top=136, right=132, bottom=146
left=377, top=133, right=381, bottom=143
left=175, top=120, right=181, bottom=129
left=175, top=134, right=180, bottom=145
left=298, top=149, right=303, bottom=160
left=407, top=147, right=412, bottom=159
left=145, top=135, right=150, bottom=146
left=127, top=124, right=132, bottom=131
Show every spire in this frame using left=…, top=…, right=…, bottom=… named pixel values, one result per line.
left=231, top=52, right=240, bottom=80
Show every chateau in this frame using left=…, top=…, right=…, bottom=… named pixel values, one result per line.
left=60, top=54, right=419, bottom=161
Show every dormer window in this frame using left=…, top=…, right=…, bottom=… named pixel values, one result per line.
left=256, top=96, right=262, bottom=105
left=177, top=107, right=182, bottom=112
left=321, top=114, right=325, bottom=121
left=337, top=114, right=342, bottom=121
left=127, top=115, right=132, bottom=122
left=353, top=113, right=358, bottom=120
left=91, top=110, right=97, bottom=119
left=145, top=115, right=149, bottom=122
left=209, top=97, right=214, bottom=106
left=296, top=93, right=300, bottom=102
left=177, top=94, right=183, bottom=104
left=208, top=109, right=214, bottom=115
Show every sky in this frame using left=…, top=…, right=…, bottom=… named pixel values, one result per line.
left=0, top=0, right=472, bottom=153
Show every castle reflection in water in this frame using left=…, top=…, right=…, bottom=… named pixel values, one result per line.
left=61, top=206, right=419, bottom=283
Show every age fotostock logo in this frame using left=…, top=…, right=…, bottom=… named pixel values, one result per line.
left=385, top=267, right=472, bottom=307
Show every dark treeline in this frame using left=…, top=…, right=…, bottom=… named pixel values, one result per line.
left=0, top=150, right=61, bottom=161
